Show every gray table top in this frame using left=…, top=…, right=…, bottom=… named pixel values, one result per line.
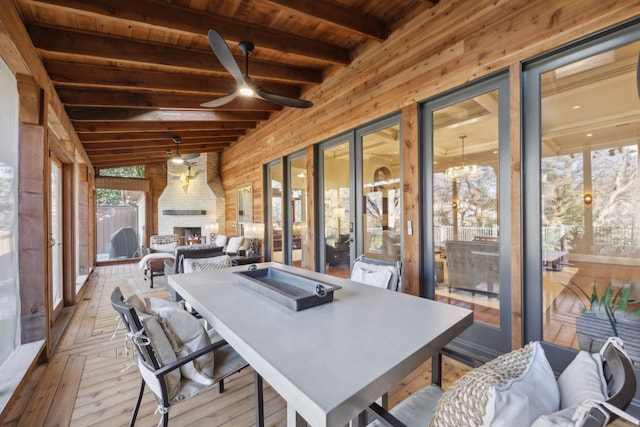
left=169, top=262, right=472, bottom=427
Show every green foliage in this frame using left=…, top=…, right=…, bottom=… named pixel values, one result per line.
left=98, top=166, right=145, bottom=178
left=562, top=280, right=640, bottom=336
left=96, top=189, right=124, bottom=206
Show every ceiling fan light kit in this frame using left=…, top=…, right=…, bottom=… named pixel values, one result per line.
left=201, top=29, right=313, bottom=109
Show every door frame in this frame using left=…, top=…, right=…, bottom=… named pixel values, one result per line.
left=421, top=71, right=512, bottom=357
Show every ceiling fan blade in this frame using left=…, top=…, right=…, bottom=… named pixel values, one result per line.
left=256, top=87, right=313, bottom=109
left=182, top=153, right=200, bottom=160
left=200, top=92, right=239, bottom=107
left=207, top=29, right=245, bottom=87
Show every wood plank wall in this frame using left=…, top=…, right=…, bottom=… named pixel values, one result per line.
left=220, top=0, right=640, bottom=348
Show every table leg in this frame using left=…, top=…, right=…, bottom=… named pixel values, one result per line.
left=287, top=405, right=308, bottom=427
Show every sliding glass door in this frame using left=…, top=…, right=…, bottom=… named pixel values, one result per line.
left=318, top=134, right=354, bottom=277
left=423, top=73, right=511, bottom=357
left=524, top=23, right=640, bottom=372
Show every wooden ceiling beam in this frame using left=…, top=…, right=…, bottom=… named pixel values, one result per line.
left=79, top=129, right=246, bottom=143
left=265, top=0, right=386, bottom=40
left=66, top=107, right=269, bottom=122
left=88, top=145, right=228, bottom=159
left=44, top=60, right=302, bottom=98
left=27, top=24, right=323, bottom=84
left=24, top=0, right=349, bottom=65
left=56, top=87, right=282, bottom=111
left=72, top=120, right=258, bottom=133
left=83, top=137, right=237, bottom=151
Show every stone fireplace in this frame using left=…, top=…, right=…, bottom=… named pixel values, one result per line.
left=157, top=153, right=224, bottom=242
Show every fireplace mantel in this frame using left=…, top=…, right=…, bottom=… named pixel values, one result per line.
left=162, top=210, right=207, bottom=216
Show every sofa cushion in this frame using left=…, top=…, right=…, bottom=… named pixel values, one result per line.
left=225, top=236, right=244, bottom=254
left=151, top=241, right=178, bottom=253
left=429, top=341, right=559, bottom=427
left=214, top=234, right=228, bottom=247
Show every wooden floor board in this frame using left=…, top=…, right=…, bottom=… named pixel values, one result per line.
left=3, top=263, right=635, bottom=427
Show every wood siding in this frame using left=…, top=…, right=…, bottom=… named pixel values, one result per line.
left=220, top=0, right=640, bottom=348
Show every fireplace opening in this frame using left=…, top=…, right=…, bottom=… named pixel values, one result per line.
left=173, top=227, right=202, bottom=245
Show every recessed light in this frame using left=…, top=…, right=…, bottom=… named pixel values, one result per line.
left=586, top=133, right=593, bottom=137
left=573, top=105, right=581, bottom=110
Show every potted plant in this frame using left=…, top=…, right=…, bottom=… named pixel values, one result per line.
left=562, top=280, right=640, bottom=365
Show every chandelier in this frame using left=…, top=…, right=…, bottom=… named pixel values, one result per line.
left=445, top=135, right=480, bottom=180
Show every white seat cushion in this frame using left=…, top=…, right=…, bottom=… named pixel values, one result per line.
left=369, top=385, right=443, bottom=427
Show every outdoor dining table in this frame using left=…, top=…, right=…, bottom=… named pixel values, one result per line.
left=168, top=262, right=473, bottom=427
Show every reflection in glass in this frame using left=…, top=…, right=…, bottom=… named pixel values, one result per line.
left=323, top=141, right=351, bottom=277
left=362, top=124, right=401, bottom=262
left=433, top=90, right=500, bottom=327
left=540, top=41, right=640, bottom=363
left=269, top=163, right=283, bottom=263
left=288, top=155, right=308, bottom=268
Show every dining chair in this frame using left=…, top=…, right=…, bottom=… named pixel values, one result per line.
left=350, top=255, right=403, bottom=292
left=110, top=287, right=263, bottom=427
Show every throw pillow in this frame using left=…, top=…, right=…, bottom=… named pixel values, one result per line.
left=429, top=341, right=559, bottom=427
left=152, top=242, right=177, bottom=253
left=215, top=234, right=228, bottom=247
left=137, top=312, right=182, bottom=401
left=557, top=351, right=607, bottom=409
left=189, top=256, right=232, bottom=273
left=146, top=299, right=215, bottom=388
left=183, top=255, right=231, bottom=273
left=531, top=407, right=576, bottom=427
left=225, top=236, right=243, bottom=254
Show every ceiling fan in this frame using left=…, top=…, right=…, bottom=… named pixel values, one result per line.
left=201, top=29, right=313, bottom=109
left=167, top=136, right=200, bottom=164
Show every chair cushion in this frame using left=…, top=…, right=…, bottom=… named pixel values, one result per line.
left=183, top=255, right=231, bottom=273
left=146, top=298, right=215, bottom=386
left=429, top=341, right=559, bottom=427
left=369, top=385, right=444, bottom=427
left=151, top=241, right=178, bottom=253
left=225, top=236, right=243, bottom=254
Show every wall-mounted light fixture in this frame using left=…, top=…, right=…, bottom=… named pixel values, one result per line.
left=584, top=193, right=593, bottom=206
left=452, top=201, right=458, bottom=210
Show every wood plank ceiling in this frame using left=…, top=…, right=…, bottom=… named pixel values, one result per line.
left=15, top=0, right=438, bottom=169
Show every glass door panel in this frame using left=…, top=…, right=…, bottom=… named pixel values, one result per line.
left=424, top=73, right=510, bottom=356
left=361, top=124, right=401, bottom=261
left=50, top=160, right=63, bottom=320
left=538, top=40, right=640, bottom=362
left=287, top=153, right=308, bottom=268
left=433, top=93, right=500, bottom=327
left=321, top=139, right=352, bottom=278
left=268, top=162, right=283, bottom=263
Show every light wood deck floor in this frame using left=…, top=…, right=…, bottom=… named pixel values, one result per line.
left=1, top=263, right=635, bottom=426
